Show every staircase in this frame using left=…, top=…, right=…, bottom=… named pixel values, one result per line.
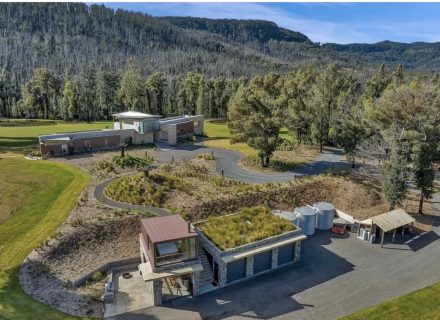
left=197, top=245, right=214, bottom=285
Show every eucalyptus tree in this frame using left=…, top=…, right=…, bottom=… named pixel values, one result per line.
left=310, top=63, right=344, bottom=153
left=229, top=73, right=286, bottom=167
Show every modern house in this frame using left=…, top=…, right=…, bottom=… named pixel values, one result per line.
left=39, top=111, right=204, bottom=156
left=137, top=208, right=306, bottom=305
left=138, top=215, right=203, bottom=305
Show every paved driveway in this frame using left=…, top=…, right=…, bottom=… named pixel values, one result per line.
left=108, top=220, right=440, bottom=320
left=137, top=143, right=348, bottom=183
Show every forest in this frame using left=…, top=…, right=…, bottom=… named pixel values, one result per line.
left=0, top=4, right=439, bottom=213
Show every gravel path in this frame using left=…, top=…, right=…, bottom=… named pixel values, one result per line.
left=94, top=143, right=349, bottom=212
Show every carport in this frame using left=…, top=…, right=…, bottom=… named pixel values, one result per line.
left=371, top=208, right=415, bottom=247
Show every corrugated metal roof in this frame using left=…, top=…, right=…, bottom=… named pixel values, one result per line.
left=371, top=208, right=415, bottom=232
left=141, top=215, right=196, bottom=243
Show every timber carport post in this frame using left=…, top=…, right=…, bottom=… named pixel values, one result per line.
left=372, top=209, right=416, bottom=248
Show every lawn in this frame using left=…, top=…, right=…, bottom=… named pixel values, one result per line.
left=0, top=157, right=89, bottom=320
left=0, top=119, right=112, bottom=148
left=341, top=281, right=440, bottom=320
left=203, top=119, right=319, bottom=171
left=196, top=206, right=296, bottom=250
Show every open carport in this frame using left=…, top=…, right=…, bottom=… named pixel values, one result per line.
left=371, top=209, right=415, bottom=247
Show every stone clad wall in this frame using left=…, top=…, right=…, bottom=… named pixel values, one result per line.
left=196, top=229, right=304, bottom=289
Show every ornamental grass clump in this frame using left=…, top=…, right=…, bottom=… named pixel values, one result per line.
left=104, top=172, right=191, bottom=206
left=197, top=206, right=295, bottom=250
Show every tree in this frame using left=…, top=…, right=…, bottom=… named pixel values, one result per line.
left=146, top=72, right=167, bottom=115
left=119, top=60, right=144, bottom=111
left=229, top=73, right=285, bottom=167
left=311, top=64, right=344, bottom=152
left=62, top=79, right=77, bottom=120
left=383, top=145, right=408, bottom=210
left=329, top=73, right=368, bottom=168
left=412, top=138, right=436, bottom=214
left=96, top=70, right=120, bottom=119
left=21, top=68, right=60, bottom=119
left=284, top=68, right=315, bottom=145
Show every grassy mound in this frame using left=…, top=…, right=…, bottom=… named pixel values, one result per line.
left=95, top=153, right=155, bottom=172
left=104, top=172, right=192, bottom=207
left=196, top=206, right=296, bottom=250
left=0, top=158, right=89, bottom=319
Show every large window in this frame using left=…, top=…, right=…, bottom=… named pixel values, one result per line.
left=155, top=238, right=196, bottom=267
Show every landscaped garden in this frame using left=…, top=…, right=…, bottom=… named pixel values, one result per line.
left=195, top=206, right=296, bottom=250
left=0, top=157, right=89, bottom=319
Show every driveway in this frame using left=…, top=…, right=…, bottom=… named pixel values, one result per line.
left=108, top=219, right=440, bottom=320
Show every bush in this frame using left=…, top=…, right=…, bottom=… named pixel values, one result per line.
left=91, top=270, right=106, bottom=282
left=197, top=153, right=215, bottom=160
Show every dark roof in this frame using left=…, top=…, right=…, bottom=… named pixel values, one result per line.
left=141, top=215, right=196, bottom=243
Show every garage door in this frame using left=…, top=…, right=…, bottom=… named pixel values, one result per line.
left=277, top=244, right=295, bottom=266
left=253, top=251, right=272, bottom=274
left=226, top=258, right=246, bottom=283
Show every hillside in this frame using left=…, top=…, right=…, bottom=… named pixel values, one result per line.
left=324, top=41, right=440, bottom=70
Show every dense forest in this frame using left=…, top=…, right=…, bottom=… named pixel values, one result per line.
left=0, top=3, right=439, bottom=212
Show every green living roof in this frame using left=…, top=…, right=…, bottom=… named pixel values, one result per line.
left=196, top=206, right=296, bottom=251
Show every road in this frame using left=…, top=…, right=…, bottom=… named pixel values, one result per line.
left=94, top=144, right=349, bottom=212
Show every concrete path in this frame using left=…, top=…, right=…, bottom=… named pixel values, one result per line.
left=108, top=217, right=440, bottom=320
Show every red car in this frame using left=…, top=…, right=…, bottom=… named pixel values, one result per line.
left=331, top=226, right=346, bottom=235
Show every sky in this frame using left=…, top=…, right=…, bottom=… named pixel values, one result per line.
left=98, top=2, right=440, bottom=44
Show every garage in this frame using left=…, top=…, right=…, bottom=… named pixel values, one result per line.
left=253, top=250, right=272, bottom=274
left=278, top=244, right=295, bottom=266
left=226, top=258, right=246, bottom=283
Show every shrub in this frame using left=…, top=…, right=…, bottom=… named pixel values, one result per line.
left=91, top=271, right=106, bottom=282
left=197, top=153, right=215, bottom=160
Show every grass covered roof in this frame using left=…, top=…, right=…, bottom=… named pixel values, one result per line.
left=196, top=206, right=296, bottom=250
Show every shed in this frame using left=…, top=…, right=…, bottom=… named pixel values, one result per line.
left=371, top=208, right=415, bottom=247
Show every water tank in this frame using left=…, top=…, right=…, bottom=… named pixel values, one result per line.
left=294, top=206, right=317, bottom=236
left=272, top=210, right=301, bottom=227
left=313, top=202, right=335, bottom=230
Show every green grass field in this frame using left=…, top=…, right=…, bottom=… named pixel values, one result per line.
left=341, top=282, right=440, bottom=320
left=203, top=119, right=290, bottom=156
left=0, top=157, right=89, bottom=320
left=0, top=119, right=112, bottom=148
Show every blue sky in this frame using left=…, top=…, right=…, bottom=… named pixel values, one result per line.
left=99, top=2, right=440, bottom=44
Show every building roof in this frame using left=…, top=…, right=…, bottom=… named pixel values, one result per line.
left=112, top=111, right=161, bottom=119
left=371, top=208, right=415, bottom=232
left=159, top=114, right=203, bottom=125
left=141, top=215, right=196, bottom=244
left=39, top=129, right=123, bottom=142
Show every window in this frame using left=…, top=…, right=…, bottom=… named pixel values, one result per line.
left=155, top=238, right=197, bottom=267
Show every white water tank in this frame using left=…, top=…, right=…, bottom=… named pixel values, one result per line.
left=295, top=206, right=317, bottom=236
left=313, top=202, right=335, bottom=230
left=272, top=210, right=301, bottom=227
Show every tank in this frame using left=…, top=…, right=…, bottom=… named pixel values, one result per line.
left=272, top=210, right=301, bottom=227
left=294, top=206, right=317, bottom=236
left=313, top=202, right=335, bottom=230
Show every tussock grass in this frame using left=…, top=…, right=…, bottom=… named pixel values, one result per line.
left=104, top=172, right=191, bottom=207
left=196, top=206, right=296, bottom=250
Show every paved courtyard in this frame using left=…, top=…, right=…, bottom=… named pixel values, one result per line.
left=108, top=221, right=440, bottom=320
